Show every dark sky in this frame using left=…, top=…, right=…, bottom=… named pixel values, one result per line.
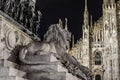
left=35, top=0, right=103, bottom=42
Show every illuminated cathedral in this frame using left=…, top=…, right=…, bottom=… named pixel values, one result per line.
left=0, top=0, right=120, bottom=80
left=68, top=0, right=120, bottom=80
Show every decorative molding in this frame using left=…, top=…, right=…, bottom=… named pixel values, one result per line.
left=5, top=29, right=16, bottom=50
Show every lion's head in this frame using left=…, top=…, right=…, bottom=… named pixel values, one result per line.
left=43, top=24, right=71, bottom=49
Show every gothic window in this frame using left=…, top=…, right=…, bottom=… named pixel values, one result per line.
left=95, top=75, right=101, bottom=80
left=98, top=39, right=100, bottom=42
left=95, top=51, right=102, bottom=65
left=79, top=52, right=81, bottom=59
left=84, top=32, right=87, bottom=38
left=97, top=32, right=100, bottom=42
left=100, top=30, right=102, bottom=41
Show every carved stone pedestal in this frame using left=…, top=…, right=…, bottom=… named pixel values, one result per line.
left=21, top=53, right=81, bottom=80
left=0, top=11, right=38, bottom=80
left=0, top=11, right=81, bottom=80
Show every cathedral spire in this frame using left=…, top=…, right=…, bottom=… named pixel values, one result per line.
left=65, top=18, right=68, bottom=31
left=84, top=0, right=89, bottom=25
left=32, top=0, right=36, bottom=3
left=90, top=15, right=93, bottom=33
left=58, top=19, right=63, bottom=27
left=65, top=18, right=70, bottom=52
left=72, top=35, right=75, bottom=47
left=103, top=0, right=115, bottom=5
left=85, top=0, right=87, bottom=11
left=67, top=41, right=70, bottom=53
left=90, top=15, right=92, bottom=27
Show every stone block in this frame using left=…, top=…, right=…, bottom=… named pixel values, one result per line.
left=0, top=67, right=26, bottom=77
left=50, top=72, right=66, bottom=80
left=0, top=11, right=82, bottom=80
left=3, top=52, right=11, bottom=60
left=51, top=61, right=68, bottom=72
left=26, top=71, right=81, bottom=80
left=26, top=72, right=66, bottom=80
left=0, top=76, right=28, bottom=80
left=66, top=72, right=80, bottom=80
left=0, top=59, right=19, bottom=68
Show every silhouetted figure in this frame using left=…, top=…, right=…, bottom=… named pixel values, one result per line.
left=0, top=0, right=5, bottom=10
left=33, top=11, right=42, bottom=35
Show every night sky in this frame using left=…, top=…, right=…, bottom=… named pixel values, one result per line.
left=36, top=0, right=103, bottom=42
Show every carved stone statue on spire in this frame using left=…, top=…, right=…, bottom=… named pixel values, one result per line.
left=65, top=18, right=68, bottom=31
left=0, top=0, right=5, bottom=10
left=14, top=0, right=21, bottom=20
left=18, top=1, right=25, bottom=25
left=28, top=5, right=35, bottom=30
left=33, top=11, right=42, bottom=35
left=12, top=1, right=18, bottom=20
left=1, top=0, right=41, bottom=35
left=58, top=19, right=63, bottom=27
left=0, top=0, right=2, bottom=9
left=4, top=0, right=11, bottom=14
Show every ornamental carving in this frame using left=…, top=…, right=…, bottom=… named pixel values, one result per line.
left=5, top=30, right=16, bottom=50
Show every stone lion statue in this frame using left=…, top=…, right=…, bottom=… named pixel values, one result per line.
left=19, top=24, right=92, bottom=80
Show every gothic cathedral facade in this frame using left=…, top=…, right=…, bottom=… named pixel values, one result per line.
left=69, top=0, right=120, bottom=80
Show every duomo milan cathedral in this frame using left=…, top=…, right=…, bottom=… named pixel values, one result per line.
left=68, top=0, right=120, bottom=80
left=0, top=0, right=120, bottom=80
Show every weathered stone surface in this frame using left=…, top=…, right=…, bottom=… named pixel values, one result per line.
left=0, top=59, right=18, bottom=68
left=0, top=11, right=82, bottom=80
left=20, top=52, right=81, bottom=80
left=18, top=23, right=91, bottom=80
left=21, top=63, right=67, bottom=73
left=0, top=76, right=28, bottom=80
left=0, top=67, right=26, bottom=77
left=66, top=72, right=80, bottom=80
left=26, top=71, right=80, bottom=80
left=26, top=72, right=66, bottom=80
left=0, top=10, right=35, bottom=80
left=25, top=53, right=59, bottom=63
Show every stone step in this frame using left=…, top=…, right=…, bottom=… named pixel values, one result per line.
left=50, top=72, right=66, bottom=80
left=66, top=72, right=80, bottom=80
left=26, top=71, right=81, bottom=80
left=51, top=61, right=68, bottom=72
left=0, top=59, right=19, bottom=68
left=0, top=50, right=12, bottom=60
left=49, top=63, right=80, bottom=80
left=0, top=76, right=28, bottom=80
left=50, top=72, right=80, bottom=80
left=0, top=67, right=26, bottom=77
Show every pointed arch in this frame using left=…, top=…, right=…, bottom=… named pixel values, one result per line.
left=94, top=50, right=102, bottom=65
left=95, top=75, right=101, bottom=80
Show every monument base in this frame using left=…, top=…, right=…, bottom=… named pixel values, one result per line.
left=21, top=53, right=81, bottom=80
left=0, top=11, right=81, bottom=80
